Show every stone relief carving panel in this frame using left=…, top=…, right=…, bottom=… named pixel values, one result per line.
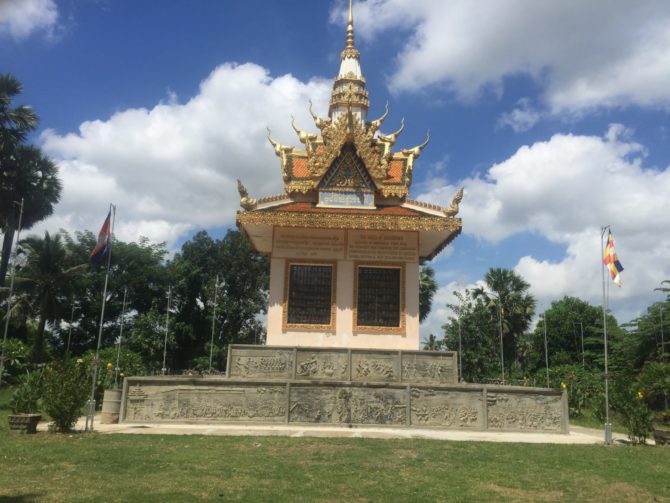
left=228, top=348, right=294, bottom=379
left=289, top=385, right=407, bottom=425
left=410, top=388, right=482, bottom=428
left=402, top=353, right=457, bottom=384
left=295, top=350, right=349, bottom=380
left=487, top=392, right=563, bottom=432
left=351, top=351, right=400, bottom=382
left=124, top=383, right=287, bottom=423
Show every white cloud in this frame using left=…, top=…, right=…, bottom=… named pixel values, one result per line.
left=497, top=98, right=540, bottom=133
left=0, top=0, right=58, bottom=40
left=418, top=125, right=670, bottom=322
left=38, top=63, right=331, bottom=247
left=339, top=0, right=670, bottom=113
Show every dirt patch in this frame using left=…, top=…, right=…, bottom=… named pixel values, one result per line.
left=481, top=483, right=564, bottom=502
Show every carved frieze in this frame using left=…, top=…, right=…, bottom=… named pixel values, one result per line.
left=351, top=351, right=400, bottom=382
left=487, top=392, right=563, bottom=432
left=289, top=385, right=406, bottom=425
left=410, top=388, right=482, bottom=428
left=228, top=348, right=294, bottom=380
left=401, top=353, right=457, bottom=384
left=295, top=351, right=349, bottom=380
left=123, top=383, right=287, bottom=423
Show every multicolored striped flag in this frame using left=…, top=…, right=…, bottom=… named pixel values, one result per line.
left=603, top=231, right=624, bottom=287
left=90, top=211, right=111, bottom=264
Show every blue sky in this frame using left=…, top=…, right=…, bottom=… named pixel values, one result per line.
left=2, top=0, right=670, bottom=340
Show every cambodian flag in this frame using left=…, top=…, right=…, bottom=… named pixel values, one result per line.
left=90, top=211, right=111, bottom=264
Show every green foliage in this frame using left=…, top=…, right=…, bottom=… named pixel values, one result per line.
left=9, top=368, right=43, bottom=414
left=443, top=290, right=501, bottom=382
left=419, top=265, right=437, bottom=323
left=614, top=384, right=654, bottom=444
left=637, top=362, right=670, bottom=411
left=0, top=338, right=29, bottom=383
left=41, top=359, right=89, bottom=432
left=471, top=268, right=536, bottom=374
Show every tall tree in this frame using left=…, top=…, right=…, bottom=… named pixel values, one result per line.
left=17, top=232, right=86, bottom=362
left=419, top=265, right=437, bottom=323
left=472, top=268, right=535, bottom=374
left=0, top=75, right=62, bottom=286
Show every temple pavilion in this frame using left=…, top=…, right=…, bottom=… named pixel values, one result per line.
left=237, top=0, right=463, bottom=350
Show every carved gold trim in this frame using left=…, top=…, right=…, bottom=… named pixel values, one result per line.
left=237, top=210, right=462, bottom=234
left=282, top=260, right=337, bottom=332
left=352, top=262, right=405, bottom=335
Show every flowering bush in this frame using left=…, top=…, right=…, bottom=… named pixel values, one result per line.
left=41, top=359, right=89, bottom=432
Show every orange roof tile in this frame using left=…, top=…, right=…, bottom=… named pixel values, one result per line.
left=384, top=159, right=404, bottom=184
left=292, top=157, right=309, bottom=177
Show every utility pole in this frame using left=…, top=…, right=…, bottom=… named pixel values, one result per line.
left=161, top=285, right=171, bottom=376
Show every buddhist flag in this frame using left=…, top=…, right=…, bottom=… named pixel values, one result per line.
left=90, top=211, right=111, bottom=264
left=603, top=231, right=624, bottom=287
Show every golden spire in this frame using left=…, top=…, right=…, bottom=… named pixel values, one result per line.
left=341, top=0, right=360, bottom=61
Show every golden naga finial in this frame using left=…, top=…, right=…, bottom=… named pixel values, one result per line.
left=309, top=100, right=331, bottom=131
left=291, top=115, right=318, bottom=153
left=444, top=187, right=464, bottom=217
left=267, top=127, right=294, bottom=182
left=237, top=179, right=257, bottom=211
left=402, top=131, right=430, bottom=157
left=378, top=118, right=405, bottom=144
left=368, top=101, right=389, bottom=134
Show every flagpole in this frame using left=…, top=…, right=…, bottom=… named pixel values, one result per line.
left=0, top=198, right=24, bottom=390
left=85, top=204, right=116, bottom=432
left=543, top=311, right=550, bottom=387
left=209, top=275, right=219, bottom=373
left=161, top=285, right=171, bottom=376
left=600, top=225, right=612, bottom=445
left=114, top=287, right=128, bottom=387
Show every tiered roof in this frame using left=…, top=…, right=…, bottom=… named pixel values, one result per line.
left=236, top=0, right=463, bottom=260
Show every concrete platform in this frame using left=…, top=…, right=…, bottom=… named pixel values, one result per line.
left=37, top=416, right=632, bottom=445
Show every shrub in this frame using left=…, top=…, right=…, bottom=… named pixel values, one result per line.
left=0, top=338, right=30, bottom=384
left=10, top=369, right=44, bottom=414
left=41, top=360, right=89, bottom=432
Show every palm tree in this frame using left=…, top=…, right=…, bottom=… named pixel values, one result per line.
left=419, top=265, right=438, bottom=323
left=472, top=268, right=536, bottom=380
left=1, top=74, right=62, bottom=287
left=0, top=145, right=62, bottom=286
left=17, top=232, right=86, bottom=362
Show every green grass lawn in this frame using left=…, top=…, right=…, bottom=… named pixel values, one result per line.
left=1, top=388, right=669, bottom=502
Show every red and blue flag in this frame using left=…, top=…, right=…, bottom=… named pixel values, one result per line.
left=90, top=211, right=111, bottom=264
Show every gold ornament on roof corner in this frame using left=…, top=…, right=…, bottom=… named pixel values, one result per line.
left=237, top=179, right=257, bottom=211
left=291, top=115, right=318, bottom=154
left=267, top=128, right=295, bottom=183
left=367, top=102, right=389, bottom=135
left=378, top=118, right=405, bottom=145
left=401, top=131, right=430, bottom=158
left=309, top=100, right=331, bottom=131
left=444, top=187, right=464, bottom=217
